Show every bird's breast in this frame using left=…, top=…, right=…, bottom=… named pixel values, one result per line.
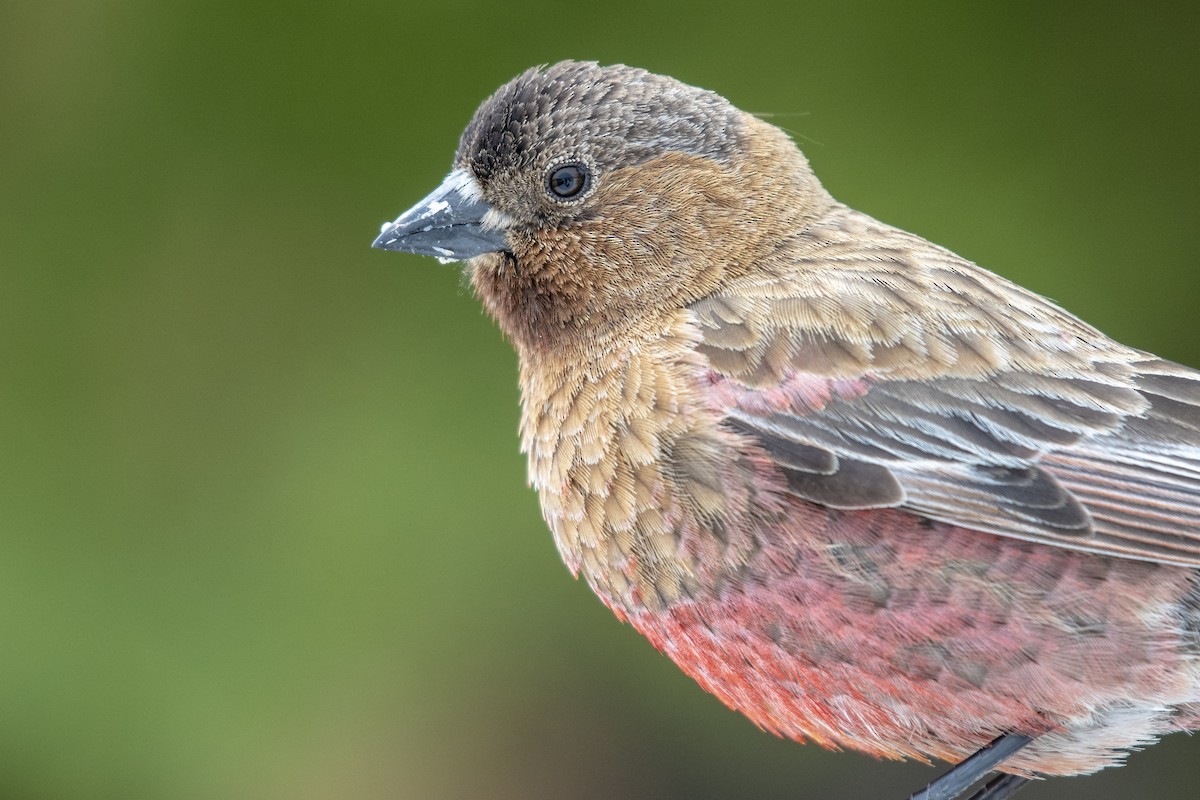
left=517, top=311, right=783, bottom=611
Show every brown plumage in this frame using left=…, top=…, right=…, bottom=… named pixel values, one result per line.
left=374, top=61, right=1200, bottom=790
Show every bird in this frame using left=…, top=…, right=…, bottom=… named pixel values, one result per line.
left=372, top=61, right=1200, bottom=799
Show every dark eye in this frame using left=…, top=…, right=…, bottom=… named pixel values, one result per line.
left=547, top=163, right=588, bottom=199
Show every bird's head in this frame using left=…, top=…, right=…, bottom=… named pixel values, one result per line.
left=374, top=61, right=833, bottom=353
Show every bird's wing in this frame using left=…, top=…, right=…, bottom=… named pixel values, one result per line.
left=692, top=211, right=1200, bottom=567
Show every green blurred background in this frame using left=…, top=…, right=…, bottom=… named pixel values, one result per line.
left=2, top=2, right=1197, bottom=798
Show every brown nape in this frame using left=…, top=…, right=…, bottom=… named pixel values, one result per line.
left=469, top=113, right=837, bottom=363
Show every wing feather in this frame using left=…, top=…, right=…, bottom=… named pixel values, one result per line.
left=695, top=208, right=1200, bottom=567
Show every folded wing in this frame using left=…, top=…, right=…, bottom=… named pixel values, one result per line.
left=693, top=211, right=1200, bottom=566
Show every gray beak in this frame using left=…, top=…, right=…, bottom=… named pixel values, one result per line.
left=372, top=168, right=508, bottom=261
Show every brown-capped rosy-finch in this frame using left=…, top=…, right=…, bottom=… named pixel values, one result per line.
left=374, top=62, right=1200, bottom=799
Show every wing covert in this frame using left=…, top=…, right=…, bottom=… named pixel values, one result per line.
left=693, top=210, right=1200, bottom=567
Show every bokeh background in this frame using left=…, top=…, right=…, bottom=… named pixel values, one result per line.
left=3, top=2, right=1198, bottom=799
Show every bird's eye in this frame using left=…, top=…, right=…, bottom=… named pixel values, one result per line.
left=547, top=163, right=589, bottom=199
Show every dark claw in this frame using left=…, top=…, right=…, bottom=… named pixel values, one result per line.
left=906, top=734, right=1035, bottom=800
left=965, top=773, right=1031, bottom=800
